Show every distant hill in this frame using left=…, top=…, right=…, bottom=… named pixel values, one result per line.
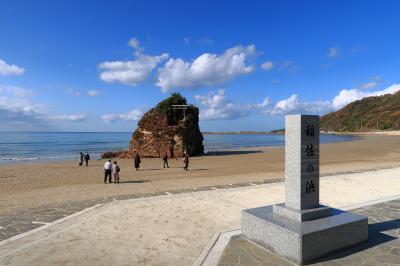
left=320, top=91, right=400, bottom=132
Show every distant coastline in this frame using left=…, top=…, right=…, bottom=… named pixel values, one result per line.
left=202, top=130, right=284, bottom=135
left=202, top=129, right=400, bottom=136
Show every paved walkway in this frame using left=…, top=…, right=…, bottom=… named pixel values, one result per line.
left=1, top=167, right=400, bottom=265
left=219, top=199, right=400, bottom=265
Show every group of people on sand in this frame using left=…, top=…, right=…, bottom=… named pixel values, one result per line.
left=162, top=151, right=189, bottom=170
left=102, top=151, right=190, bottom=184
left=103, top=159, right=121, bottom=184
left=79, top=151, right=90, bottom=166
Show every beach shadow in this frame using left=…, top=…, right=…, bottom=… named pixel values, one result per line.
left=139, top=168, right=164, bottom=171
left=165, top=167, right=209, bottom=171
left=203, top=150, right=263, bottom=156
left=313, top=219, right=400, bottom=264
left=119, top=180, right=149, bottom=184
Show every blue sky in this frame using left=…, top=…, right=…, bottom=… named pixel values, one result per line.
left=1, top=0, right=400, bottom=132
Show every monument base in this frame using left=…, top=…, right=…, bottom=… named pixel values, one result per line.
left=241, top=205, right=368, bottom=265
left=273, top=203, right=332, bottom=222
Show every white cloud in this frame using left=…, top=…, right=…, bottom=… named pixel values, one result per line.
left=99, top=37, right=169, bottom=86
left=0, top=95, right=44, bottom=115
left=101, top=109, right=143, bottom=123
left=0, top=59, right=25, bottom=76
left=99, top=53, right=169, bottom=86
left=156, top=45, right=256, bottom=92
left=258, top=94, right=332, bottom=115
left=0, top=85, right=48, bottom=130
left=0, top=85, right=91, bottom=129
left=276, top=60, right=301, bottom=73
left=255, top=83, right=400, bottom=117
left=128, top=37, right=140, bottom=49
left=195, top=89, right=251, bottom=120
left=50, top=114, right=86, bottom=122
left=194, top=83, right=400, bottom=120
left=87, top=90, right=100, bottom=96
left=0, top=85, right=33, bottom=98
left=261, top=61, right=273, bottom=71
left=0, top=85, right=41, bottom=114
left=332, top=84, right=400, bottom=110
left=259, top=84, right=400, bottom=116
left=326, top=47, right=339, bottom=58
left=361, top=81, right=378, bottom=90
left=359, top=76, right=382, bottom=90
left=255, top=97, right=271, bottom=109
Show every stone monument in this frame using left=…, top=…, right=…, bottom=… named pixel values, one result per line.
left=241, top=115, right=368, bottom=265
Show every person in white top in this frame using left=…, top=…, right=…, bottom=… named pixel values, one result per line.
left=112, top=161, right=120, bottom=183
left=104, top=159, right=112, bottom=184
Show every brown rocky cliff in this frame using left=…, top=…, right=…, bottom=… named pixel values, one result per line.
left=102, top=93, right=204, bottom=158
left=130, top=107, right=203, bottom=158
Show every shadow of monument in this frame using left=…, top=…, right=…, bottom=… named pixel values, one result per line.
left=314, top=218, right=400, bottom=264
left=119, top=180, right=150, bottom=184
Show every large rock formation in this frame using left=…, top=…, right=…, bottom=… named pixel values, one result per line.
left=103, top=93, right=204, bottom=158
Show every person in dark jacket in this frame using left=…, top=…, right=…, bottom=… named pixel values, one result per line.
left=79, top=152, right=84, bottom=166
left=163, top=152, right=169, bottom=168
left=84, top=151, right=90, bottom=167
left=134, top=152, right=141, bottom=171
left=183, top=153, right=189, bottom=171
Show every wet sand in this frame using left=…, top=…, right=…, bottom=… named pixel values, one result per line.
left=1, top=134, right=400, bottom=215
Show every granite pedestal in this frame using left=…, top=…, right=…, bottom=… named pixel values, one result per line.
left=241, top=115, right=368, bottom=265
left=241, top=206, right=368, bottom=265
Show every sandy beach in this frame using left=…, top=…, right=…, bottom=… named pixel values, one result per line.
left=1, top=134, right=400, bottom=216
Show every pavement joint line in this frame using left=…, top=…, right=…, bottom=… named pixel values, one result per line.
left=0, top=203, right=104, bottom=248
left=340, top=194, right=400, bottom=211
left=31, top=221, right=49, bottom=225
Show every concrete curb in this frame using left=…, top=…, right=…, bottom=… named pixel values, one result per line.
left=193, top=229, right=240, bottom=266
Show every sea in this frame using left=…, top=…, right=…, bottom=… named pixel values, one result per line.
left=0, top=132, right=356, bottom=165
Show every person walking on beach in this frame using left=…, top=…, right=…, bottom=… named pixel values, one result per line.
left=79, top=152, right=84, bottom=166
left=104, top=159, right=112, bottom=183
left=163, top=152, right=169, bottom=168
left=183, top=153, right=189, bottom=171
left=134, top=152, right=141, bottom=171
left=112, top=161, right=120, bottom=183
left=84, top=151, right=90, bottom=167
